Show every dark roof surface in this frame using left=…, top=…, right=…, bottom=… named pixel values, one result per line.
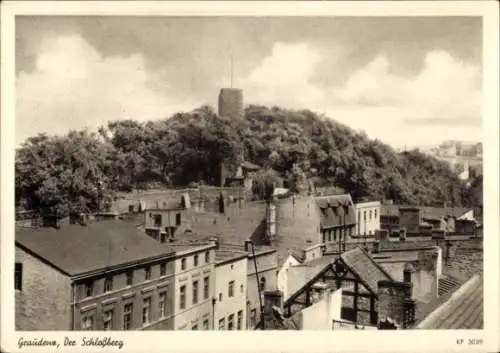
left=16, top=220, right=179, bottom=276
left=340, top=247, right=394, bottom=294
left=315, top=194, right=356, bottom=229
left=416, top=275, right=483, bottom=329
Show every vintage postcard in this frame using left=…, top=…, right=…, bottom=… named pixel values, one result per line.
left=1, top=1, right=499, bottom=352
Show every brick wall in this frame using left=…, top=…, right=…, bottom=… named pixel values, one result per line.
left=15, top=246, right=72, bottom=330
left=376, top=280, right=411, bottom=327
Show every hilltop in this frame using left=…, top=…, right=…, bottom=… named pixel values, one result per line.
left=15, top=105, right=482, bottom=214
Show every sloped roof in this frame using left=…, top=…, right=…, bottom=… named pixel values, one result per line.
left=340, top=247, right=394, bottom=294
left=315, top=194, right=356, bottom=229
left=15, top=220, right=181, bottom=276
left=416, top=275, right=483, bottom=329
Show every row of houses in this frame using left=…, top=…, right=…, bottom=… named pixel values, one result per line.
left=15, top=212, right=278, bottom=331
left=14, top=187, right=479, bottom=331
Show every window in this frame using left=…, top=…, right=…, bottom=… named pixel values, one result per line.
left=144, top=266, right=151, bottom=281
left=237, top=310, right=243, bottom=330
left=192, top=281, right=199, bottom=304
left=181, top=258, right=187, bottom=271
left=240, top=284, right=244, bottom=293
left=126, top=271, right=133, bottom=286
left=192, top=324, right=198, bottom=330
left=123, top=303, right=133, bottom=330
left=364, top=211, right=367, bottom=221
left=176, top=213, right=182, bottom=226
left=154, top=214, right=162, bottom=227
left=194, top=254, right=199, bottom=267
left=228, top=314, right=234, bottom=330
left=219, top=293, right=223, bottom=302
left=259, top=277, right=266, bottom=292
left=180, top=285, right=186, bottom=309
left=369, top=210, right=372, bottom=220
left=203, top=277, right=210, bottom=299
left=160, top=263, right=167, bottom=276
left=205, top=251, right=210, bottom=263
left=82, top=314, right=94, bottom=330
left=160, top=233, right=166, bottom=243
left=159, top=292, right=167, bottom=317
left=84, top=280, right=94, bottom=298
left=228, top=281, right=234, bottom=297
left=103, top=310, right=113, bottom=330
left=104, top=276, right=113, bottom=293
left=218, top=318, right=225, bottom=330
left=203, top=318, right=209, bottom=330
left=374, top=209, right=378, bottom=219
left=14, top=263, right=23, bottom=291
left=250, top=309, right=257, bottom=328
left=142, top=297, right=151, bottom=325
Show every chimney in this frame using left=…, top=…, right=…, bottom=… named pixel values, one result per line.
left=377, top=229, right=390, bottom=249
left=376, top=280, right=413, bottom=329
left=42, top=213, right=61, bottom=229
left=399, top=228, right=407, bottom=242
left=209, top=237, right=220, bottom=250
left=403, top=263, right=415, bottom=286
left=263, top=290, right=284, bottom=315
left=244, top=240, right=252, bottom=252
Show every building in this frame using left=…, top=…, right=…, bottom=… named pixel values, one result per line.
left=256, top=288, right=344, bottom=330
left=316, top=194, right=356, bottom=244
left=355, top=201, right=381, bottom=237
left=380, top=203, right=474, bottom=236
left=213, top=249, right=248, bottom=330
left=143, top=198, right=192, bottom=243
left=15, top=217, right=216, bottom=331
left=243, top=241, right=278, bottom=329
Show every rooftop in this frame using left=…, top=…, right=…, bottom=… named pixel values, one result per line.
left=315, top=194, right=356, bottom=229
left=15, top=219, right=197, bottom=276
left=416, top=275, right=483, bottom=329
left=340, top=247, right=394, bottom=294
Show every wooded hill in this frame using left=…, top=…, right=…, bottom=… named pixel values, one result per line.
left=15, top=105, right=482, bottom=215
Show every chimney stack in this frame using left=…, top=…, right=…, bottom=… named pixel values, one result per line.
left=244, top=240, right=252, bottom=252
left=377, top=280, right=414, bottom=329
left=263, top=290, right=284, bottom=315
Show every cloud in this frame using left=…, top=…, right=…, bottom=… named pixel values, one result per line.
left=242, top=42, right=325, bottom=109
left=16, top=35, right=192, bottom=145
left=333, top=50, right=482, bottom=124
left=242, top=43, right=482, bottom=147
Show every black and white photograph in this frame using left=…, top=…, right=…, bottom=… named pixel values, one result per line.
left=1, top=1, right=499, bottom=353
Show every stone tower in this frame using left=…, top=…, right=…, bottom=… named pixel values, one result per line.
left=218, top=88, right=243, bottom=120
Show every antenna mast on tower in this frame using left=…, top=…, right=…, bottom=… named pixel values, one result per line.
left=230, top=53, right=234, bottom=88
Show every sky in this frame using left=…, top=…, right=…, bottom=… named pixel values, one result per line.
left=15, top=16, right=482, bottom=149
